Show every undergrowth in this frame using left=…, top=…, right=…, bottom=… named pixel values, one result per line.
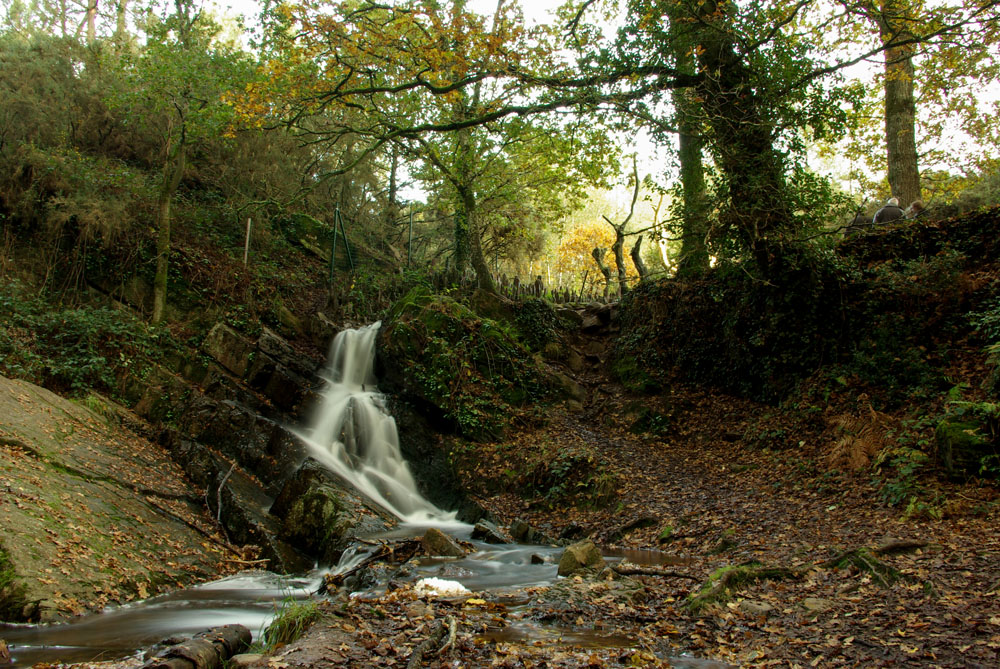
left=0, top=280, right=170, bottom=397
left=259, top=598, right=321, bottom=651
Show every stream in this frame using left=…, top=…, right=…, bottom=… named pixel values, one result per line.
left=1, top=324, right=723, bottom=667
left=0, top=531, right=698, bottom=666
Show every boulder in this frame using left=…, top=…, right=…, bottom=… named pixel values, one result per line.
left=421, top=528, right=467, bottom=557
left=557, top=539, right=605, bottom=576
left=377, top=287, right=552, bottom=441
left=936, top=418, right=994, bottom=479
left=548, top=370, right=587, bottom=402
left=202, top=323, right=255, bottom=378
left=739, top=600, right=775, bottom=616
left=269, top=458, right=394, bottom=564
left=472, top=521, right=512, bottom=544
left=0, top=376, right=233, bottom=622
left=510, top=519, right=556, bottom=546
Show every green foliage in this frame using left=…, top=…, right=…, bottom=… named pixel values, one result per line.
left=513, top=298, right=564, bottom=352
left=467, top=438, right=619, bottom=510
left=381, top=288, right=550, bottom=440
left=970, top=298, right=1000, bottom=345
left=0, top=281, right=167, bottom=396
left=873, top=414, right=936, bottom=507
left=943, top=395, right=1000, bottom=478
left=261, top=598, right=320, bottom=650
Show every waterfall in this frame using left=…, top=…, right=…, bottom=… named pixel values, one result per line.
left=298, top=322, right=457, bottom=524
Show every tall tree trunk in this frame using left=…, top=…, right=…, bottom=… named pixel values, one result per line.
left=460, top=188, right=497, bottom=293
left=668, top=1, right=710, bottom=277
left=385, top=143, right=399, bottom=230
left=86, top=0, right=98, bottom=42
left=694, top=0, right=792, bottom=273
left=611, top=228, right=628, bottom=296
left=152, top=140, right=186, bottom=324
left=591, top=248, right=612, bottom=301
left=881, top=0, right=921, bottom=206
left=630, top=237, right=648, bottom=282
left=115, top=0, right=128, bottom=43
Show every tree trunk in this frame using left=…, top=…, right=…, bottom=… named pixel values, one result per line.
left=669, top=1, right=711, bottom=277
left=460, top=188, right=497, bottom=293
left=630, top=236, right=648, bottom=282
left=86, top=0, right=98, bottom=42
left=591, top=247, right=612, bottom=301
left=115, top=0, right=128, bottom=44
left=694, top=0, right=792, bottom=272
left=611, top=228, right=628, bottom=296
left=881, top=0, right=921, bottom=206
left=152, top=140, right=186, bottom=325
left=385, top=143, right=400, bottom=231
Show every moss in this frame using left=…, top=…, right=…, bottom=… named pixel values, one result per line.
left=611, top=355, right=662, bottom=394
left=0, top=543, right=31, bottom=622
left=687, top=562, right=801, bottom=614
left=822, top=548, right=902, bottom=587
left=282, top=487, right=347, bottom=556
left=380, top=289, right=552, bottom=440
left=936, top=418, right=995, bottom=479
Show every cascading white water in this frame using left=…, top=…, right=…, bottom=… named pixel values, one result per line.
left=298, top=322, right=457, bottom=524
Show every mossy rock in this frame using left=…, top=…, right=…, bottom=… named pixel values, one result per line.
left=822, top=548, right=902, bottom=587
left=0, top=544, right=34, bottom=622
left=687, top=563, right=801, bottom=614
left=611, top=355, right=662, bottom=394
left=936, top=418, right=995, bottom=479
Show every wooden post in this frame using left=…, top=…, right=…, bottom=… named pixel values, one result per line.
left=243, top=219, right=252, bottom=266
left=408, top=207, right=413, bottom=268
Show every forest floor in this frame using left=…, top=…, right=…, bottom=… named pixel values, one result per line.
left=252, top=328, right=1000, bottom=668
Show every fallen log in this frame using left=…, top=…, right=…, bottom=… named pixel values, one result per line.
left=143, top=624, right=251, bottom=669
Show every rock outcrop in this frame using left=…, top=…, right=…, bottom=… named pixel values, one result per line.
left=0, top=375, right=232, bottom=622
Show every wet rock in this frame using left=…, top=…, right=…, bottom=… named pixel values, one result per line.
left=510, top=519, right=556, bottom=546
left=559, top=524, right=588, bottom=541
left=229, top=654, right=263, bottom=668
left=0, top=376, right=231, bottom=622
left=214, top=465, right=313, bottom=574
left=530, top=554, right=547, bottom=565
left=472, top=521, right=512, bottom=544
left=557, top=539, right=605, bottom=576
left=269, top=458, right=393, bottom=564
left=202, top=323, right=255, bottom=378
left=421, top=528, right=467, bottom=557
left=389, top=400, right=490, bottom=524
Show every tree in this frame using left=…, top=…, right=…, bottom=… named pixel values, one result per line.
left=879, top=0, right=921, bottom=205
left=254, top=0, right=615, bottom=291
left=108, top=0, right=250, bottom=322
